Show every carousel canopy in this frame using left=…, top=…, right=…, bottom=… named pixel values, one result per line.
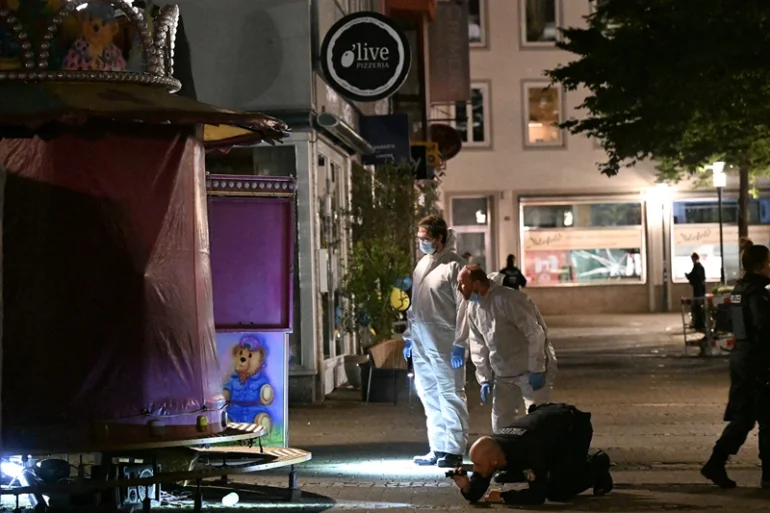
left=0, top=0, right=289, bottom=147
left=0, top=81, right=290, bottom=146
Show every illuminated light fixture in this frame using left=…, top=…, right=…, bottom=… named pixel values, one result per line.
left=475, top=209, right=487, bottom=224
left=528, top=122, right=544, bottom=127
left=711, top=161, right=726, bottom=174
left=644, top=182, right=671, bottom=202
left=563, top=211, right=574, bottom=227
left=0, top=461, right=23, bottom=479
left=713, top=172, right=727, bottom=188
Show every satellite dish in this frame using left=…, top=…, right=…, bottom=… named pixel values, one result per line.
left=430, top=124, right=463, bottom=161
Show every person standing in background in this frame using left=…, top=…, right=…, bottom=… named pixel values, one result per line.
left=500, top=254, right=527, bottom=290
left=686, top=252, right=707, bottom=330
left=403, top=215, right=470, bottom=468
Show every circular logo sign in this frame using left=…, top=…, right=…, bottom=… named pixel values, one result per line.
left=320, top=12, right=411, bottom=103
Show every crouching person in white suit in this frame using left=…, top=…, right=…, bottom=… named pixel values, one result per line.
left=457, top=264, right=558, bottom=435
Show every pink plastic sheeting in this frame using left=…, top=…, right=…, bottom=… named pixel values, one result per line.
left=0, top=125, right=225, bottom=453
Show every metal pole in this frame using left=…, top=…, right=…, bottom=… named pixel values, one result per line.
left=717, top=186, right=726, bottom=284
left=661, top=202, right=670, bottom=311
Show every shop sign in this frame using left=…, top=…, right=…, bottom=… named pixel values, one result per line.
left=360, top=113, right=411, bottom=165
left=320, top=12, right=412, bottom=102
left=523, top=228, right=643, bottom=252
left=673, top=224, right=770, bottom=247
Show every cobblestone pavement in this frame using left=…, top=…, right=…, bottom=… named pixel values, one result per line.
left=214, top=314, right=770, bottom=512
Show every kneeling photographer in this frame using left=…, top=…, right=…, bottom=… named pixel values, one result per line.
left=448, top=403, right=613, bottom=505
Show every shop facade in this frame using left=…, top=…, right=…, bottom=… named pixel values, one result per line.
left=176, top=0, right=453, bottom=402
left=438, top=0, right=770, bottom=315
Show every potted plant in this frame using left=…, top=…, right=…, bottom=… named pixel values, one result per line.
left=340, top=161, right=442, bottom=398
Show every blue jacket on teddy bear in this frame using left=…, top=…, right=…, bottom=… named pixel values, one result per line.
left=224, top=335, right=273, bottom=425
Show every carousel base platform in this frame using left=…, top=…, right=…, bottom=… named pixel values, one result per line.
left=0, top=426, right=311, bottom=512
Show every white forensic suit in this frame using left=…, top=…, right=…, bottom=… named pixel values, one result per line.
left=468, top=273, right=558, bottom=433
left=403, top=229, right=469, bottom=457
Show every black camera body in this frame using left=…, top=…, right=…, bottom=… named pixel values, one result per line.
left=445, top=468, right=468, bottom=478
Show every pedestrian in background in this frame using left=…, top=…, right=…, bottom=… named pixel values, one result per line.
left=686, top=252, right=707, bottom=330
left=499, top=254, right=527, bottom=290
left=403, top=215, right=469, bottom=468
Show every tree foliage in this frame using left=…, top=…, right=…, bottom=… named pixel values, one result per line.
left=545, top=0, right=770, bottom=237
left=342, top=162, right=441, bottom=350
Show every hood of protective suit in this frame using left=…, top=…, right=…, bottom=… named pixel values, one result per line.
left=488, top=272, right=504, bottom=286
left=444, top=228, right=458, bottom=252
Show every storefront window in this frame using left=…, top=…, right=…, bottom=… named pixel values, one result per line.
left=672, top=198, right=770, bottom=283
left=521, top=200, right=645, bottom=286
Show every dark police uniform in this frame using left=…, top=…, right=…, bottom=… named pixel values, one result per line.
left=500, top=265, right=527, bottom=290
left=461, top=403, right=611, bottom=505
left=714, top=273, right=770, bottom=471
left=686, top=260, right=707, bottom=329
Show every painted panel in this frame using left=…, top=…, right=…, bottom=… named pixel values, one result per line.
left=217, top=331, right=287, bottom=447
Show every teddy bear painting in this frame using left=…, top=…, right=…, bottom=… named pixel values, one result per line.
left=223, top=335, right=274, bottom=434
left=62, top=3, right=126, bottom=71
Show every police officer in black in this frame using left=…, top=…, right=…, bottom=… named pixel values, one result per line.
left=686, top=252, right=707, bottom=330
left=702, top=239, right=770, bottom=489
left=449, top=403, right=613, bottom=505
left=500, top=254, right=527, bottom=290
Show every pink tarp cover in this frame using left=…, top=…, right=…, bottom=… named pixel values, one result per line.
left=0, top=126, right=225, bottom=453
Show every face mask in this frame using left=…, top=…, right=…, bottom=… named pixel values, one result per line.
left=420, top=240, right=436, bottom=255
left=469, top=293, right=480, bottom=304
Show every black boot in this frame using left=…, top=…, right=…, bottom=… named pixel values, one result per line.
left=592, top=450, right=614, bottom=496
left=701, top=449, right=737, bottom=489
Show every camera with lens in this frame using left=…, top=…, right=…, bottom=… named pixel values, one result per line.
left=445, top=468, right=468, bottom=478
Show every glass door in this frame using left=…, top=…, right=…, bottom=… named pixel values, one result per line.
left=452, top=196, right=494, bottom=271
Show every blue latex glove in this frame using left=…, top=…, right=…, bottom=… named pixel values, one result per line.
left=480, top=382, right=492, bottom=404
left=403, top=339, right=413, bottom=361
left=528, top=372, right=547, bottom=391
left=450, top=345, right=466, bottom=369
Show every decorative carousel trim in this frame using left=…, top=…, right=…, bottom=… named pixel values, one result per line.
left=206, top=175, right=296, bottom=198
left=45, top=0, right=159, bottom=74
left=0, top=8, right=33, bottom=70
left=154, top=4, right=180, bottom=77
left=0, top=69, right=181, bottom=92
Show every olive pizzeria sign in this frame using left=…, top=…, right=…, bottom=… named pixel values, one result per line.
left=320, top=12, right=411, bottom=103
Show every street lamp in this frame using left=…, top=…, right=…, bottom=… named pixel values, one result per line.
left=712, top=162, right=727, bottom=284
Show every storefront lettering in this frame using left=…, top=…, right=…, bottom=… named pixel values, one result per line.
left=677, top=228, right=712, bottom=244
left=528, top=232, right=563, bottom=247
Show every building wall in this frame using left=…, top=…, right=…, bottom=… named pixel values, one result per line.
left=167, top=0, right=314, bottom=111
left=178, top=0, right=393, bottom=402
left=439, top=0, right=666, bottom=314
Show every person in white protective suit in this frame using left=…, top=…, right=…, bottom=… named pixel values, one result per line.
left=402, top=215, right=470, bottom=468
left=457, top=264, right=558, bottom=435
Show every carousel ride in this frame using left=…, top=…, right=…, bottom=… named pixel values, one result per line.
left=0, top=0, right=309, bottom=510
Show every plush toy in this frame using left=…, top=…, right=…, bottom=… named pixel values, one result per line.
left=223, top=335, right=274, bottom=432
left=62, top=3, right=125, bottom=71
